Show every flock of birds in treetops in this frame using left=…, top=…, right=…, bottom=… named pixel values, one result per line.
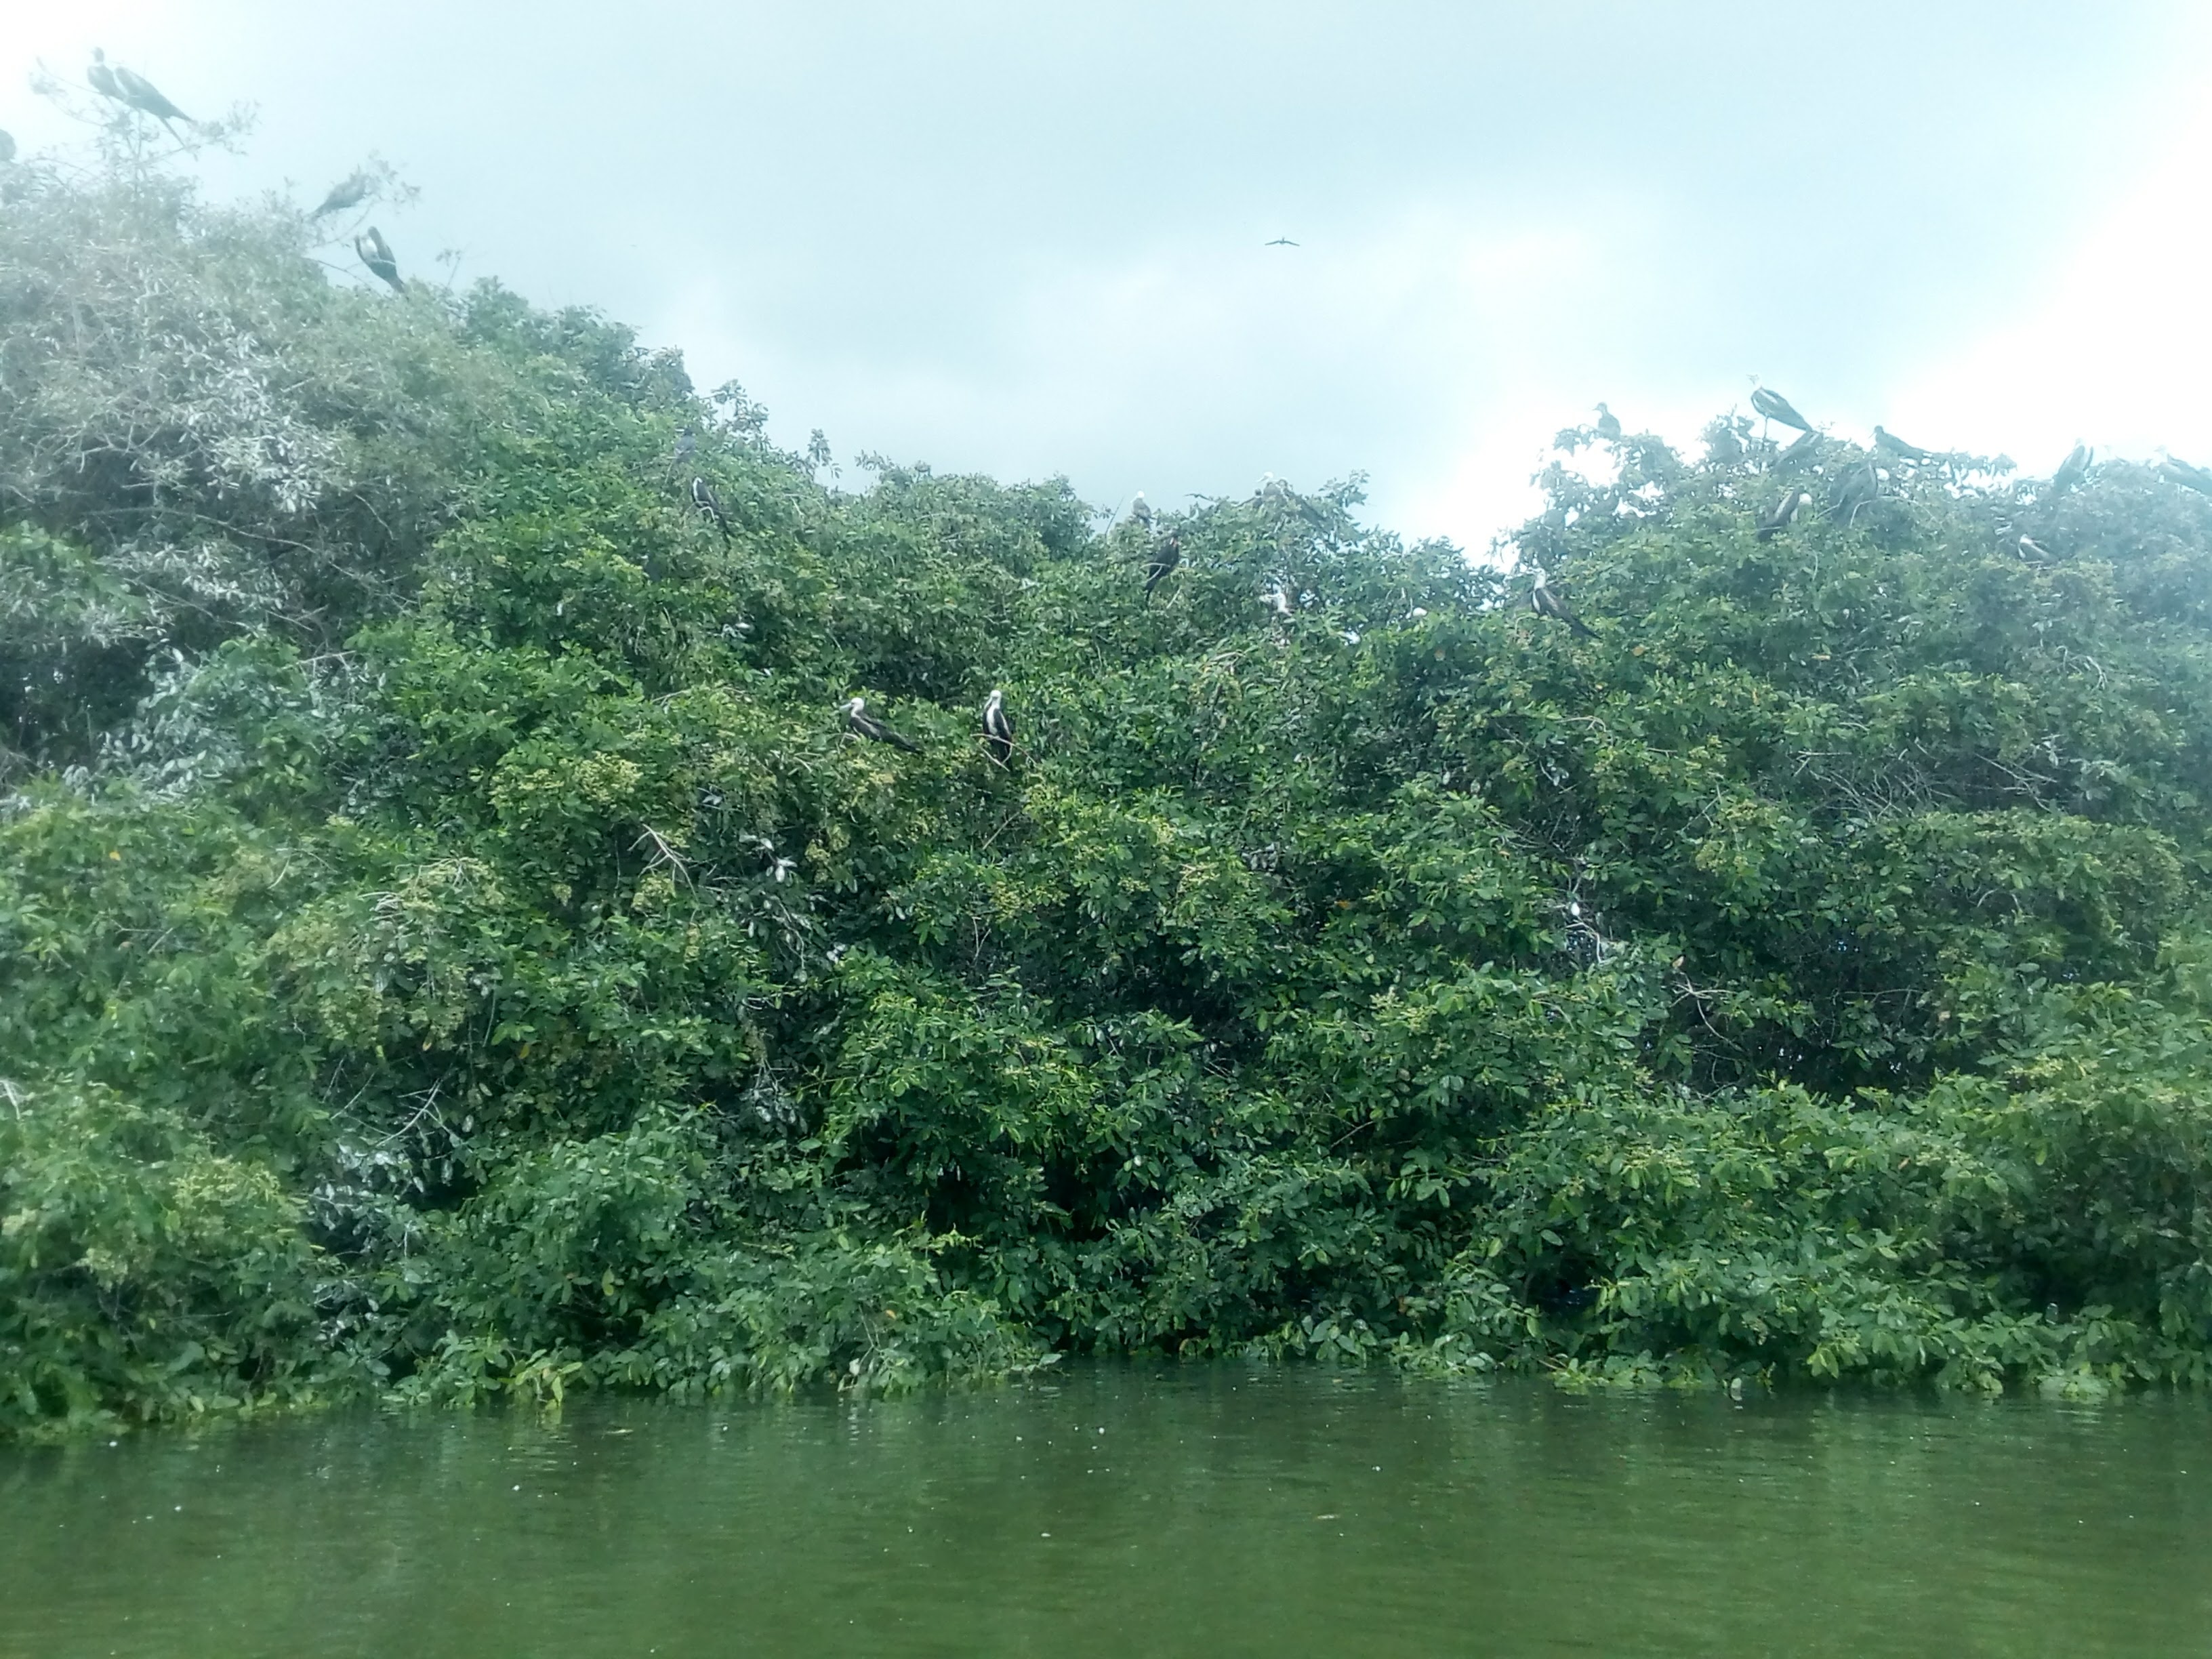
left=22, top=55, right=2212, bottom=772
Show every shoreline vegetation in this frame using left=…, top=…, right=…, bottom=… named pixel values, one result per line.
left=7, top=117, right=2212, bottom=1439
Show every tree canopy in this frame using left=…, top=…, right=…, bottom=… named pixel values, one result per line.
left=7, top=128, right=2212, bottom=1435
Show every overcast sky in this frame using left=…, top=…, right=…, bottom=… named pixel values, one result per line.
left=5, top=2, right=2211, bottom=552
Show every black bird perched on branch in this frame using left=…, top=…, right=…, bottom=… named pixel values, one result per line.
left=1751, top=388, right=1814, bottom=432
left=355, top=226, right=404, bottom=293
left=98, top=53, right=193, bottom=132
left=981, top=689, right=1015, bottom=767
left=1830, top=462, right=1879, bottom=525
left=1530, top=568, right=1597, bottom=638
left=1872, top=426, right=1937, bottom=463
left=690, top=476, right=731, bottom=544
left=1775, top=428, right=1823, bottom=470
left=310, top=171, right=372, bottom=220
left=2049, top=443, right=2092, bottom=495
left=87, top=50, right=123, bottom=101
left=842, top=697, right=920, bottom=752
left=1756, top=487, right=1809, bottom=542
left=2160, top=456, right=2212, bottom=495
left=1594, top=403, right=1622, bottom=442
left=1144, top=532, right=1182, bottom=600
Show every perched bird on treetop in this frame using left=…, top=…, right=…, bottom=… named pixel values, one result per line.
left=1775, top=428, right=1823, bottom=470
left=842, top=697, right=921, bottom=753
left=1144, top=532, right=1181, bottom=600
left=1127, top=492, right=1152, bottom=529
left=1530, top=567, right=1597, bottom=638
left=310, top=171, right=371, bottom=220
left=1756, top=488, right=1809, bottom=542
left=2160, top=456, right=2212, bottom=495
left=981, top=689, right=1015, bottom=768
left=673, top=426, right=697, bottom=464
left=87, top=50, right=123, bottom=101
left=355, top=227, right=404, bottom=293
left=1830, top=462, right=1879, bottom=525
left=1750, top=388, right=1814, bottom=432
left=108, top=57, right=193, bottom=131
left=1594, top=403, right=1623, bottom=442
left=2049, top=443, right=2092, bottom=494
left=1872, top=426, right=1937, bottom=462
left=690, top=476, right=731, bottom=544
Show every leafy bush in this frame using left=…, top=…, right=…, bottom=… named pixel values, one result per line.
left=8, top=123, right=2212, bottom=1434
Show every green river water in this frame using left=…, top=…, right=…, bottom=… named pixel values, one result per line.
left=1, top=1367, right=2207, bottom=1656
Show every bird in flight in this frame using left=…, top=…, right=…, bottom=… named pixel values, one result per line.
left=1264, top=237, right=1300, bottom=247
left=355, top=227, right=404, bottom=293
left=842, top=697, right=921, bottom=752
left=981, top=690, right=1015, bottom=768
left=1530, top=568, right=1597, bottom=638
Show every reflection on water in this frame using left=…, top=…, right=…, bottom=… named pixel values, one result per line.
left=1, top=1368, right=2207, bottom=1657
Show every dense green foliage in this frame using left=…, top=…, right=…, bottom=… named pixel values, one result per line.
left=8, top=136, right=2212, bottom=1435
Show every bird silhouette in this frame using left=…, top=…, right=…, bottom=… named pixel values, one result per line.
left=1830, top=462, right=1879, bottom=525
left=981, top=689, right=1015, bottom=767
left=1774, top=428, right=1824, bottom=470
left=1144, top=532, right=1182, bottom=601
left=1750, top=388, right=1814, bottom=432
left=1264, top=236, right=1300, bottom=247
left=674, top=426, right=697, bottom=464
left=355, top=226, right=404, bottom=293
left=1872, top=426, right=1937, bottom=463
left=106, top=56, right=192, bottom=131
left=87, top=50, right=123, bottom=101
left=310, top=171, right=372, bottom=220
left=842, top=697, right=921, bottom=752
left=1127, top=492, right=1152, bottom=529
left=2160, top=457, right=2212, bottom=496
left=1530, top=568, right=1597, bottom=638
left=690, top=476, right=731, bottom=544
left=1594, top=403, right=1622, bottom=442
left=1756, top=488, right=1809, bottom=542
left=2049, top=443, right=2092, bottom=495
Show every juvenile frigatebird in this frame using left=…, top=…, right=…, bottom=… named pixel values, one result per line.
left=690, top=476, right=731, bottom=544
left=1830, top=462, right=1879, bottom=525
left=1531, top=568, right=1597, bottom=638
left=355, top=227, right=404, bottom=293
left=1127, top=492, right=1152, bottom=529
left=1756, top=488, right=1809, bottom=542
left=1750, top=388, right=1814, bottom=432
left=842, top=697, right=921, bottom=752
left=981, top=689, right=1014, bottom=767
left=1595, top=403, right=1623, bottom=442
left=674, top=426, right=697, bottom=464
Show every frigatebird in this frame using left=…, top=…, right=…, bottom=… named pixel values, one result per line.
left=1531, top=568, right=1597, bottom=638
left=311, top=171, right=372, bottom=220
left=2049, top=443, right=2092, bottom=494
left=355, top=227, right=404, bottom=293
left=2018, top=535, right=2053, bottom=561
left=87, top=50, right=123, bottom=101
left=1595, top=403, right=1623, bottom=442
left=1756, top=488, right=1809, bottom=542
left=102, top=55, right=192, bottom=132
left=1145, top=532, right=1181, bottom=600
left=1830, top=462, right=1879, bottom=525
left=1750, top=388, right=1814, bottom=432
left=1775, top=428, right=1822, bottom=470
left=690, top=476, right=731, bottom=544
left=1264, top=237, right=1300, bottom=247
left=674, top=426, right=697, bottom=464
left=981, top=689, right=1014, bottom=767
left=1127, top=492, right=1152, bottom=529
left=842, top=697, right=921, bottom=752
left=2160, top=456, right=2212, bottom=496
left=1872, top=426, right=1937, bottom=463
